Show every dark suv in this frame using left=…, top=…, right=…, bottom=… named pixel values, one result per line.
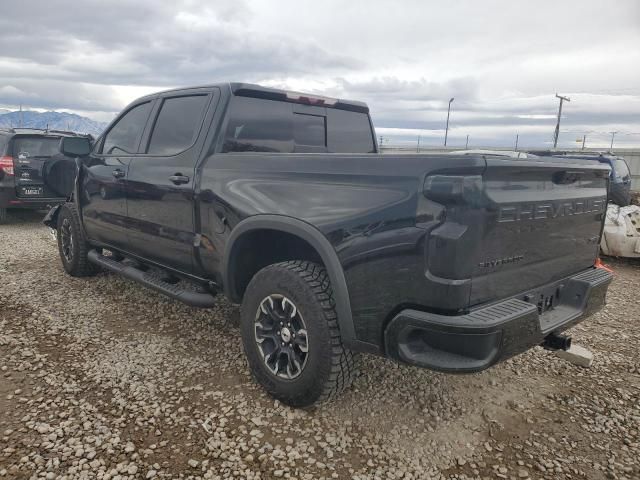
left=0, top=128, right=91, bottom=223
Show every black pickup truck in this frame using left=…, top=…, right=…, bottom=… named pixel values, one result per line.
left=44, top=83, right=613, bottom=407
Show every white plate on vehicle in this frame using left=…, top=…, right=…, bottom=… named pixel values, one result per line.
left=20, top=186, right=43, bottom=196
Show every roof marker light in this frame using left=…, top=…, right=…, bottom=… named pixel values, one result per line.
left=285, top=91, right=337, bottom=106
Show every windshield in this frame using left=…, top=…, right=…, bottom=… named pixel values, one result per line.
left=13, top=137, right=61, bottom=159
left=611, top=158, right=630, bottom=178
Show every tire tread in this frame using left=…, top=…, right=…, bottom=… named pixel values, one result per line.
left=275, top=260, right=358, bottom=404
left=58, top=203, right=99, bottom=277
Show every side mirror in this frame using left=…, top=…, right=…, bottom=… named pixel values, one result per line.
left=61, top=137, right=92, bottom=157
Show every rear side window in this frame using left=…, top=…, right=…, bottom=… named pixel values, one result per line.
left=147, top=95, right=209, bottom=155
left=327, top=109, right=375, bottom=153
left=222, top=97, right=294, bottom=153
left=13, top=137, right=61, bottom=158
left=102, top=101, right=152, bottom=155
left=0, top=135, right=8, bottom=155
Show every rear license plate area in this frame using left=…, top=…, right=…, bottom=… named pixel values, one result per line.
left=19, top=186, right=43, bottom=197
left=522, top=284, right=563, bottom=315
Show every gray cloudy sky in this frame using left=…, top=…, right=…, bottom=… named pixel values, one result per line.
left=1, top=0, right=639, bottom=148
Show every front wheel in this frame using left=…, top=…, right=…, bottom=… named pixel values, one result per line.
left=57, top=203, right=99, bottom=277
left=241, top=260, right=358, bottom=407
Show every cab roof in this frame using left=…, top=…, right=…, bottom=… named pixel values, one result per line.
left=134, top=82, right=370, bottom=114
left=0, top=127, right=91, bottom=138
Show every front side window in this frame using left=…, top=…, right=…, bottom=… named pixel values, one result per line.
left=222, top=97, right=294, bottom=153
left=101, top=102, right=152, bottom=155
left=147, top=95, right=209, bottom=155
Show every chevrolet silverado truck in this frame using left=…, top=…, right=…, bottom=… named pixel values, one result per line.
left=44, top=83, right=613, bottom=407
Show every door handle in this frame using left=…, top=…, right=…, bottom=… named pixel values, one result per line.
left=169, top=174, right=190, bottom=185
left=112, top=169, right=125, bottom=178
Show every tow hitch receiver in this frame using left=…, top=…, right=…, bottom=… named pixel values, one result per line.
left=542, top=332, right=572, bottom=351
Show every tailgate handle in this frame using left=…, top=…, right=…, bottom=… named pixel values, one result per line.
left=553, top=170, right=582, bottom=185
left=111, top=169, right=125, bottom=179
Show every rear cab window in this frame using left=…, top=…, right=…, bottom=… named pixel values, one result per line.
left=222, top=96, right=375, bottom=154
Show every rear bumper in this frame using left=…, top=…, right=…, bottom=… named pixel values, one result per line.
left=384, top=267, right=612, bottom=372
left=0, top=187, right=65, bottom=210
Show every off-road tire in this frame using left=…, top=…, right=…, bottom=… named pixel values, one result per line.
left=241, top=260, right=358, bottom=408
left=0, top=207, right=7, bottom=224
left=57, top=203, right=99, bottom=277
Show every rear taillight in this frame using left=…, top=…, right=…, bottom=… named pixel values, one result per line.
left=0, top=156, right=14, bottom=176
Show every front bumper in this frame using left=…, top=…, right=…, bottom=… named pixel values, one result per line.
left=384, top=267, right=612, bottom=372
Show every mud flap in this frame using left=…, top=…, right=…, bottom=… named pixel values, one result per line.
left=43, top=204, right=62, bottom=229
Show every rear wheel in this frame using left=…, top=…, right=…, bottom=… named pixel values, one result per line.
left=240, top=260, right=358, bottom=407
left=0, top=207, right=7, bottom=224
left=57, top=203, right=99, bottom=277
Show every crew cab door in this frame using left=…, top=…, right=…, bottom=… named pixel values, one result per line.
left=124, top=88, right=218, bottom=273
left=81, top=100, right=154, bottom=250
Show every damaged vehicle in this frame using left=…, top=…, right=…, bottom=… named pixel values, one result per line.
left=0, top=128, right=91, bottom=223
left=601, top=204, right=640, bottom=258
left=44, top=83, right=613, bottom=407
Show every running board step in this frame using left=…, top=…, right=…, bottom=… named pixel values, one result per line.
left=87, top=250, right=217, bottom=308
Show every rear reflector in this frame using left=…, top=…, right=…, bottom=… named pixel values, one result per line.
left=0, top=155, right=14, bottom=176
left=594, top=257, right=613, bottom=273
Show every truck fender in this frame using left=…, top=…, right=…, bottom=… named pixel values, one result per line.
left=222, top=215, right=356, bottom=345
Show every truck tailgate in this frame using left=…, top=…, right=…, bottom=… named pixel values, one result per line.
left=469, top=157, right=610, bottom=306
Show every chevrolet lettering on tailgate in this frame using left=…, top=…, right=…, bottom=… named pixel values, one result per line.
left=498, top=197, right=607, bottom=223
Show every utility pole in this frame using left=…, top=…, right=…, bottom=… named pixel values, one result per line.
left=609, top=131, right=617, bottom=150
left=553, top=93, right=570, bottom=148
left=379, top=135, right=384, bottom=151
left=465, top=134, right=469, bottom=149
left=444, top=97, right=454, bottom=146
left=514, top=133, right=519, bottom=151
left=19, top=104, right=23, bottom=127
left=417, top=135, right=420, bottom=153
left=582, top=134, right=586, bottom=150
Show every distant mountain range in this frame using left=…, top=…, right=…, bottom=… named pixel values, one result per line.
left=0, top=110, right=107, bottom=136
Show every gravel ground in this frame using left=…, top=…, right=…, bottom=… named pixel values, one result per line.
left=0, top=210, right=638, bottom=480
